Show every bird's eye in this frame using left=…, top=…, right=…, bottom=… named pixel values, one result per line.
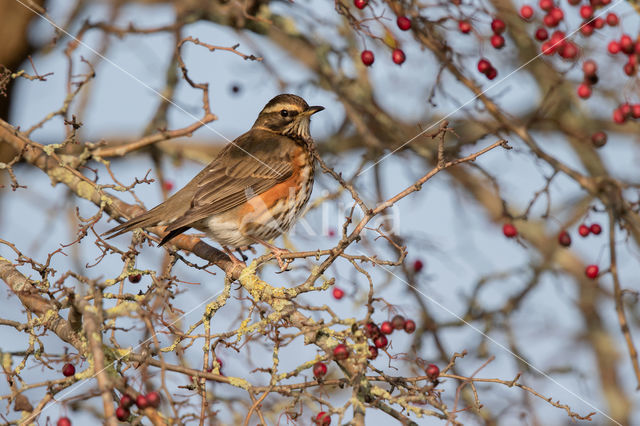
left=280, top=109, right=289, bottom=117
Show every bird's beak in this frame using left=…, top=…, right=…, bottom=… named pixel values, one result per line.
left=305, top=105, right=325, bottom=115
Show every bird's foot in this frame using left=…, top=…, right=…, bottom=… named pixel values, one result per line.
left=253, top=239, right=292, bottom=272
left=222, top=246, right=246, bottom=268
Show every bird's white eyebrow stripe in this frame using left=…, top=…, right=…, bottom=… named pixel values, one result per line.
left=261, top=104, right=303, bottom=114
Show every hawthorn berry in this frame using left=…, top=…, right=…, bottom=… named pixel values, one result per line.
left=550, top=7, right=564, bottom=22
left=62, top=363, right=75, bottom=377
left=458, top=20, right=472, bottom=34
left=136, top=394, right=149, bottom=409
left=613, top=108, right=626, bottom=124
left=404, top=319, right=416, bottom=333
left=491, top=18, right=506, bottom=34
left=582, top=60, right=597, bottom=76
left=425, top=363, right=440, bottom=380
left=146, top=391, right=161, bottom=408
left=578, top=224, right=590, bottom=237
left=535, top=28, right=549, bottom=41
left=608, top=41, right=621, bottom=54
left=353, top=0, right=367, bottom=9
left=413, top=259, right=424, bottom=273
left=581, top=24, right=594, bottom=37
left=313, top=362, right=327, bottom=378
left=477, top=58, right=492, bottom=74
left=585, top=264, right=599, bottom=279
left=380, top=321, right=394, bottom=335
left=539, top=0, right=553, bottom=11
left=579, top=5, right=593, bottom=19
left=632, top=104, right=640, bottom=119
left=397, top=16, right=412, bottom=31
left=620, top=35, right=634, bottom=54
left=128, top=274, right=142, bottom=283
left=368, top=345, right=379, bottom=359
left=520, top=5, right=534, bottom=20
left=593, top=17, right=605, bottom=29
left=590, top=223, right=602, bottom=235
left=606, top=12, right=618, bottom=26
left=623, top=62, right=637, bottom=77
left=373, top=335, right=388, bottom=349
left=364, top=322, right=380, bottom=338
left=392, top=49, right=406, bottom=65
left=361, top=50, right=374, bottom=66
left=333, top=343, right=349, bottom=360
left=162, top=180, right=174, bottom=191
left=490, top=34, right=505, bottom=49
left=620, top=103, right=632, bottom=117
left=486, top=67, right=498, bottom=80
left=316, top=411, right=331, bottom=425
left=115, top=406, right=130, bottom=421
left=577, top=84, right=591, bottom=99
left=560, top=42, right=578, bottom=60
left=57, top=418, right=71, bottom=426
left=558, top=231, right=572, bottom=247
left=591, top=131, right=607, bottom=148
left=541, top=41, right=555, bottom=55
left=120, top=394, right=134, bottom=409
left=332, top=287, right=345, bottom=300
left=391, top=315, right=405, bottom=330
left=543, top=13, right=558, bottom=28
left=502, top=223, right=518, bottom=238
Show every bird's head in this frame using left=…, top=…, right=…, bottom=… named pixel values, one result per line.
left=253, top=94, right=324, bottom=140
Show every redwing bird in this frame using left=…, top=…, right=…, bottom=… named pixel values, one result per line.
left=104, top=94, right=324, bottom=270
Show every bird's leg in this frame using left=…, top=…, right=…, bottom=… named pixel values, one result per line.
left=252, top=239, right=292, bottom=272
left=235, top=248, right=248, bottom=262
left=222, top=246, right=246, bottom=267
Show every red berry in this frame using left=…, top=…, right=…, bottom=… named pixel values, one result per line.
left=608, top=41, right=621, bottom=54
left=591, top=131, right=607, bottom=147
left=582, top=60, right=597, bottom=76
left=624, top=62, right=637, bottom=76
left=115, top=406, right=130, bottom=421
left=620, top=103, right=632, bottom=117
left=136, top=394, right=149, bottom=409
left=579, top=5, right=593, bottom=19
left=316, top=411, right=331, bottom=425
left=491, top=18, right=506, bottom=34
left=458, top=20, right=472, bottom=34
left=391, top=49, right=406, bottom=65
left=380, top=321, right=394, bottom=335
left=543, top=13, right=558, bottom=28
left=502, top=223, right=518, bottom=238
left=354, top=0, right=367, bottom=9
left=391, top=315, right=405, bottom=330
left=333, top=343, right=349, bottom=360
left=373, top=335, right=388, bottom=349
left=162, top=180, right=174, bottom=191
left=550, top=7, right=564, bottom=22
left=364, top=322, right=380, bottom=338
left=128, top=274, right=141, bottom=283
left=477, top=58, right=492, bottom=74
left=560, top=42, right=578, bottom=59
left=613, top=108, right=626, bottom=124
left=120, top=394, right=134, bottom=409
left=539, top=0, right=553, bottom=11
left=541, top=41, right=555, bottom=55
left=558, top=231, right=572, bottom=247
left=57, top=418, right=72, bottom=426
left=368, top=345, right=378, bottom=359
left=550, top=30, right=565, bottom=45
left=577, top=84, right=591, bottom=99
left=413, top=259, right=424, bottom=273
left=578, top=224, right=590, bottom=237
left=490, top=34, right=505, bottom=49
left=593, top=17, right=605, bottom=29
left=585, top=264, right=599, bottom=279
left=581, top=24, right=594, bottom=37
left=62, top=363, right=75, bottom=377
left=535, top=28, right=549, bottom=41
left=404, top=319, right=416, bottom=333
left=606, top=12, right=618, bottom=26
left=620, top=35, right=634, bottom=54
left=361, top=50, right=374, bottom=66
left=632, top=104, right=640, bottom=119
left=486, top=67, right=498, bottom=80
left=425, top=363, right=440, bottom=380
left=332, top=287, right=344, bottom=300
left=397, top=16, right=412, bottom=31
left=313, top=362, right=327, bottom=378
left=146, top=391, right=161, bottom=408
left=590, top=223, right=602, bottom=235
left=520, top=5, right=534, bottom=20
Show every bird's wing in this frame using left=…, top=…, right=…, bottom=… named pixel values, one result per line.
left=163, top=129, right=298, bottom=233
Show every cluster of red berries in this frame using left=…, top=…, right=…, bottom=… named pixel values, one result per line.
left=490, top=18, right=506, bottom=49
left=608, top=34, right=640, bottom=78
left=356, top=0, right=410, bottom=67
left=577, top=59, right=598, bottom=98
left=477, top=58, right=498, bottom=80
left=578, top=222, right=602, bottom=237
left=540, top=30, right=578, bottom=60
left=116, top=391, right=161, bottom=421
left=612, top=102, right=640, bottom=124
left=362, top=315, right=416, bottom=358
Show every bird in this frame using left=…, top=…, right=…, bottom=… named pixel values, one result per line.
left=104, top=94, right=324, bottom=270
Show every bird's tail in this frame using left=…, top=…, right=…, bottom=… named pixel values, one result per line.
left=103, top=205, right=165, bottom=240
